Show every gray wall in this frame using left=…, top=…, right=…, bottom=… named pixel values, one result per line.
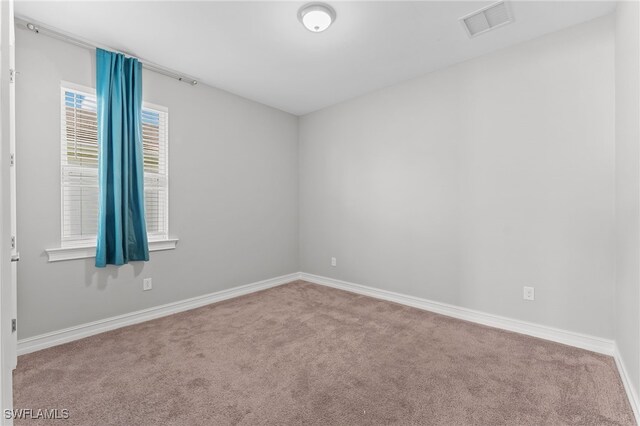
left=16, top=29, right=299, bottom=339
left=299, top=16, right=616, bottom=339
left=615, top=0, right=640, bottom=396
left=16, top=13, right=623, bottom=348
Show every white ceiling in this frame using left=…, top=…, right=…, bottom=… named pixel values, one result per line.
left=15, top=1, right=616, bottom=115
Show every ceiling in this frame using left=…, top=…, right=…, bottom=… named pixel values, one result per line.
left=15, top=1, right=616, bottom=116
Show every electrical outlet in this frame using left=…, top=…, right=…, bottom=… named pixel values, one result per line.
left=523, top=286, right=535, bottom=301
left=143, top=278, right=153, bottom=291
left=331, top=257, right=337, bottom=267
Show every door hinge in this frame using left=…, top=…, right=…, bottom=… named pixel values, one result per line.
left=11, top=319, right=16, bottom=333
left=10, top=236, right=15, bottom=250
left=9, top=68, right=14, bottom=84
left=9, top=153, right=14, bottom=166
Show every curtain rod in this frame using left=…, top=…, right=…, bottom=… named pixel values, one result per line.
left=14, top=16, right=198, bottom=86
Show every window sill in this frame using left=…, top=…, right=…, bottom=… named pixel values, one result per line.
left=45, top=238, right=179, bottom=263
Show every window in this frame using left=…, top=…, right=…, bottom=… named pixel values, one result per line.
left=60, top=84, right=169, bottom=246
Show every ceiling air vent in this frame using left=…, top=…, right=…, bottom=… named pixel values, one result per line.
left=460, top=1, right=513, bottom=38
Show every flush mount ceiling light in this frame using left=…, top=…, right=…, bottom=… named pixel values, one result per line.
left=298, top=3, right=336, bottom=33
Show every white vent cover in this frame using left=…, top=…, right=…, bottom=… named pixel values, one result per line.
left=460, top=1, right=513, bottom=38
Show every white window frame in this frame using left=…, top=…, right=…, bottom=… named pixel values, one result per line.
left=46, top=81, right=177, bottom=262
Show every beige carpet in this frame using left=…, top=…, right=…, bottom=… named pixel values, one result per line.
left=14, top=281, right=634, bottom=425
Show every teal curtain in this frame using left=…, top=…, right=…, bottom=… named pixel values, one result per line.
left=95, top=48, right=149, bottom=267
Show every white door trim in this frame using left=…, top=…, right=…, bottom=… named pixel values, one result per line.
left=0, top=1, right=16, bottom=423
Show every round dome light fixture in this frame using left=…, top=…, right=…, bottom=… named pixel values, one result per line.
left=298, top=3, right=336, bottom=33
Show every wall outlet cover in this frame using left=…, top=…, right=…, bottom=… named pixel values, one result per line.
left=523, top=286, right=535, bottom=301
left=143, top=278, right=153, bottom=291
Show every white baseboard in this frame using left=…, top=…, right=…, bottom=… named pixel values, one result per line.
left=614, top=343, right=640, bottom=422
left=17, top=272, right=300, bottom=355
left=299, top=272, right=615, bottom=356
left=22, top=271, right=616, bottom=357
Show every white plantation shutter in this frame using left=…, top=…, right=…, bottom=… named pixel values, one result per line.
left=141, top=108, right=169, bottom=239
left=61, top=84, right=169, bottom=245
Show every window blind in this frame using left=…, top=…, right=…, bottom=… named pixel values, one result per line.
left=61, top=85, right=169, bottom=245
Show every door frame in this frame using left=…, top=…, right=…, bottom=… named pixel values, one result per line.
left=0, top=0, right=16, bottom=423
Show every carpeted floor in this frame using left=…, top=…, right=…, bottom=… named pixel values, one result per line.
left=14, top=281, right=635, bottom=425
